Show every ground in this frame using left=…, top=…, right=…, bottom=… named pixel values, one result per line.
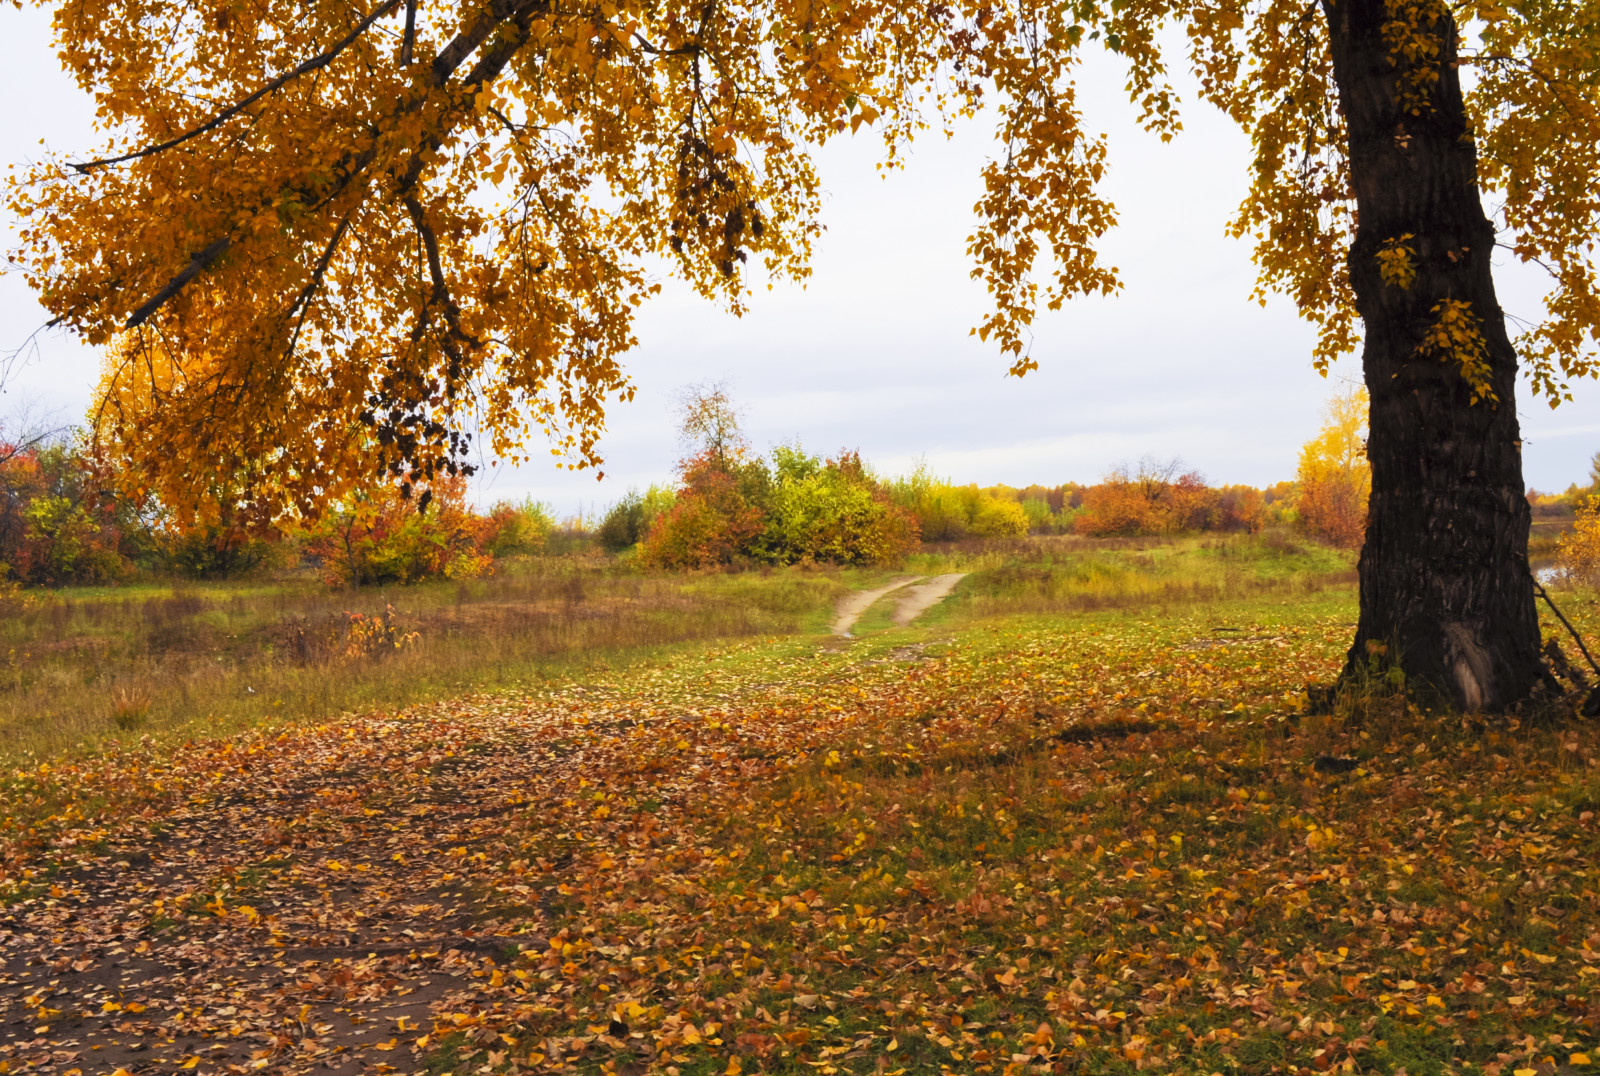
left=1, top=534, right=1598, bottom=1076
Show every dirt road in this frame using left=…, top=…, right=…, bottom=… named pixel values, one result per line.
left=891, top=574, right=968, bottom=626
left=830, top=576, right=920, bottom=635
left=831, top=573, right=968, bottom=635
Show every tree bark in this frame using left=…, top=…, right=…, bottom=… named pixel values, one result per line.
left=1324, top=0, right=1545, bottom=709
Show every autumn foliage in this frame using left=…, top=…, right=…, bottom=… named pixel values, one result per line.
left=7, top=0, right=1594, bottom=524
left=1556, top=496, right=1600, bottom=587
left=1071, top=458, right=1265, bottom=538
left=0, top=436, right=151, bottom=585
left=641, top=446, right=918, bottom=569
left=1294, top=388, right=1371, bottom=549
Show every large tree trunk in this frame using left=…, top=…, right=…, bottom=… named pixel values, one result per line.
left=1324, top=0, right=1545, bottom=709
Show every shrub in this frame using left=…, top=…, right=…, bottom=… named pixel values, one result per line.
left=1074, top=458, right=1215, bottom=538
left=1074, top=476, right=1165, bottom=536
left=478, top=498, right=555, bottom=558
left=641, top=451, right=768, bottom=569
left=757, top=447, right=919, bottom=565
left=970, top=492, right=1030, bottom=538
left=644, top=445, right=917, bottom=568
left=1207, top=485, right=1266, bottom=533
left=598, top=486, right=676, bottom=551
left=887, top=465, right=1028, bottom=541
left=0, top=441, right=147, bottom=585
left=301, top=473, right=486, bottom=585
left=163, top=524, right=279, bottom=579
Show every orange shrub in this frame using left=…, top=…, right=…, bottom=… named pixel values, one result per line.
left=640, top=451, right=766, bottom=569
left=1074, top=459, right=1212, bottom=537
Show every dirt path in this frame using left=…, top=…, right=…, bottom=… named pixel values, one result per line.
left=891, top=573, right=968, bottom=626
left=829, top=576, right=921, bottom=635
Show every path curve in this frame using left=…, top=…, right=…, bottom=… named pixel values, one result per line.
left=831, top=576, right=921, bottom=635
left=892, top=573, right=969, bottom=626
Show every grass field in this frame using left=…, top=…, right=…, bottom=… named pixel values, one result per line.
left=0, top=531, right=1359, bottom=763
left=0, top=558, right=853, bottom=761
left=3, top=532, right=1599, bottom=1076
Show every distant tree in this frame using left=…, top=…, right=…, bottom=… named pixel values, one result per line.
left=1296, top=388, right=1371, bottom=550
left=1075, top=458, right=1208, bottom=537
left=886, top=464, right=1028, bottom=541
left=1556, top=497, right=1600, bottom=587
left=676, top=382, right=748, bottom=468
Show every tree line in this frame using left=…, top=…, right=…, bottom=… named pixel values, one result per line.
left=0, top=386, right=1379, bottom=587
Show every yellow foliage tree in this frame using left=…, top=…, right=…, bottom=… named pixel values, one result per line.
left=1556, top=497, right=1600, bottom=588
left=1295, top=388, right=1371, bottom=550
left=11, top=0, right=1600, bottom=705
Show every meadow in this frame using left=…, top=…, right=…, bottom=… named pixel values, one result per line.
left=2, top=531, right=1599, bottom=1076
left=0, top=558, right=849, bottom=762
left=0, top=532, right=1357, bottom=763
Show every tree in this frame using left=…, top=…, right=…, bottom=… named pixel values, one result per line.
left=1295, top=387, right=1371, bottom=549
left=676, top=382, right=747, bottom=469
left=1074, top=458, right=1209, bottom=538
left=9, top=0, right=1600, bottom=706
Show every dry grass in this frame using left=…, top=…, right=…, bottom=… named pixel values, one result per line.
left=0, top=556, right=851, bottom=762
left=906, top=528, right=1358, bottom=621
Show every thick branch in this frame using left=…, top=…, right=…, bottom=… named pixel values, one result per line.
left=73, top=0, right=402, bottom=174
left=125, top=236, right=231, bottom=327
left=404, top=196, right=479, bottom=352
left=401, top=0, right=419, bottom=65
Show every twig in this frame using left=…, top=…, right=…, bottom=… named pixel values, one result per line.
left=1533, top=577, right=1600, bottom=680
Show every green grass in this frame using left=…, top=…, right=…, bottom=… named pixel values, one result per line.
left=0, top=556, right=856, bottom=762
left=0, top=530, right=1360, bottom=764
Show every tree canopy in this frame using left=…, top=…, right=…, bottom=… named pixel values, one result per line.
left=9, top=0, right=1596, bottom=522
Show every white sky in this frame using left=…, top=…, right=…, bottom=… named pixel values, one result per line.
left=4, top=6, right=1599, bottom=518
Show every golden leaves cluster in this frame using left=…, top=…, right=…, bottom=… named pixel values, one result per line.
left=1416, top=297, right=1497, bottom=405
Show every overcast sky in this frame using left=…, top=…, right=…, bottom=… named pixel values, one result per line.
left=5, top=7, right=1599, bottom=518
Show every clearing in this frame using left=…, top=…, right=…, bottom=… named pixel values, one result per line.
left=2, top=533, right=1598, bottom=1076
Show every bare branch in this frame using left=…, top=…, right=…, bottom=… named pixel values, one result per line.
left=73, top=0, right=403, bottom=174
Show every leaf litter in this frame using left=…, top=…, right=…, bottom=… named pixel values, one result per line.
left=0, top=611, right=1597, bottom=1075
